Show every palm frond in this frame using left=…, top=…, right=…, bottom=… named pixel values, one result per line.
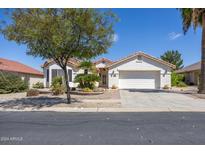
left=179, top=8, right=205, bottom=33
left=179, top=8, right=192, bottom=34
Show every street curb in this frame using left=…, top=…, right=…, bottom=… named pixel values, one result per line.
left=1, top=107, right=205, bottom=112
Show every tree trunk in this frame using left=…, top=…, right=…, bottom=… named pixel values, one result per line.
left=199, top=14, right=205, bottom=93
left=63, top=67, right=71, bottom=103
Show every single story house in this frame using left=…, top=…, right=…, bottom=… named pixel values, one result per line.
left=42, top=51, right=175, bottom=89
left=176, top=61, right=200, bottom=85
left=0, top=58, right=44, bottom=88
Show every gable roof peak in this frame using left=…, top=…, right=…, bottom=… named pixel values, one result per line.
left=94, top=57, right=113, bottom=65
left=106, top=51, right=176, bottom=69
left=42, top=58, right=80, bottom=68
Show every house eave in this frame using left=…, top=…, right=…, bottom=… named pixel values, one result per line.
left=176, top=69, right=200, bottom=74
left=107, top=51, right=176, bottom=70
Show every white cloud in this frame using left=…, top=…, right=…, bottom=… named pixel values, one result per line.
left=168, top=32, right=182, bottom=40
left=112, top=33, right=119, bottom=42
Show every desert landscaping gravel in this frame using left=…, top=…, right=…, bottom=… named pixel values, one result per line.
left=0, top=90, right=121, bottom=110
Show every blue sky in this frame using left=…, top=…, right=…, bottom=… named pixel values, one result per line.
left=0, top=8, right=202, bottom=71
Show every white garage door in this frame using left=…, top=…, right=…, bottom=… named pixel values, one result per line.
left=119, top=71, right=160, bottom=89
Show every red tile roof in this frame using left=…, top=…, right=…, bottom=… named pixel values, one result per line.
left=0, top=58, right=43, bottom=76
left=42, top=58, right=81, bottom=68
left=94, top=58, right=113, bottom=65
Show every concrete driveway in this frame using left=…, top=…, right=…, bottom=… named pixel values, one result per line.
left=120, top=89, right=205, bottom=111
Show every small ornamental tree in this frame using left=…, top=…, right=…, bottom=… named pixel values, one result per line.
left=1, top=9, right=117, bottom=103
left=74, top=61, right=100, bottom=90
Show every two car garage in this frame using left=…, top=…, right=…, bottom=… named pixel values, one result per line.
left=107, top=52, right=174, bottom=90
left=118, top=71, right=160, bottom=89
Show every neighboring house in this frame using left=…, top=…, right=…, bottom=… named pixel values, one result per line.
left=176, top=61, right=200, bottom=85
left=42, top=51, right=175, bottom=89
left=0, top=58, right=44, bottom=88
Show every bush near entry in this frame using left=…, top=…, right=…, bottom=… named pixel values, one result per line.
left=51, top=76, right=65, bottom=95
left=171, top=72, right=187, bottom=87
left=83, top=87, right=93, bottom=92
left=74, top=74, right=100, bottom=90
left=32, top=82, right=44, bottom=89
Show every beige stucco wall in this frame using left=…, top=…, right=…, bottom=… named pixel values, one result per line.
left=108, top=56, right=172, bottom=89
left=28, top=75, right=44, bottom=88
left=18, top=73, right=43, bottom=88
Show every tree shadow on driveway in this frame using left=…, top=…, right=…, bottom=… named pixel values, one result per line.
left=0, top=96, right=81, bottom=110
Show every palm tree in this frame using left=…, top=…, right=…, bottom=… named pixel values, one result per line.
left=179, top=8, right=205, bottom=93
left=160, top=50, right=184, bottom=70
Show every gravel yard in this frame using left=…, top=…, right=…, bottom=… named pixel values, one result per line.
left=0, top=90, right=121, bottom=110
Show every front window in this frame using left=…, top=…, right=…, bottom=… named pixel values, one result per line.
left=84, top=69, right=88, bottom=74
left=51, top=69, right=72, bottom=82
left=51, top=69, right=58, bottom=79
left=46, top=69, right=49, bottom=82
left=68, top=69, right=72, bottom=82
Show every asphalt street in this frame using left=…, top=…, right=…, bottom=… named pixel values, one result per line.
left=1, top=112, right=205, bottom=144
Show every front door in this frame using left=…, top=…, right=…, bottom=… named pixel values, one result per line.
left=102, top=74, right=107, bottom=85
left=99, top=71, right=108, bottom=87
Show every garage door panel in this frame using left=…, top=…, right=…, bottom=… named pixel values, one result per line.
left=119, top=71, right=160, bottom=89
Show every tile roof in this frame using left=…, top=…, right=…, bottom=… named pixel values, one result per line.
left=176, top=61, right=201, bottom=73
left=0, top=58, right=43, bottom=76
left=42, top=58, right=81, bottom=68
left=94, top=58, right=113, bottom=66
left=106, top=51, right=176, bottom=69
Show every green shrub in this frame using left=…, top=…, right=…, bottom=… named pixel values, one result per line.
left=51, top=76, right=65, bottom=95
left=51, top=84, right=65, bottom=95
left=83, top=87, right=93, bottom=92
left=171, top=72, right=185, bottom=86
left=74, top=74, right=100, bottom=90
left=32, top=82, right=44, bottom=89
left=0, top=72, right=28, bottom=94
left=163, top=84, right=170, bottom=89
left=177, top=81, right=187, bottom=87
left=26, top=89, right=39, bottom=96
left=52, top=76, right=63, bottom=86
left=78, top=61, right=97, bottom=74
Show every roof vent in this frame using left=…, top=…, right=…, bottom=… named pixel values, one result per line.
left=136, top=55, right=142, bottom=63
